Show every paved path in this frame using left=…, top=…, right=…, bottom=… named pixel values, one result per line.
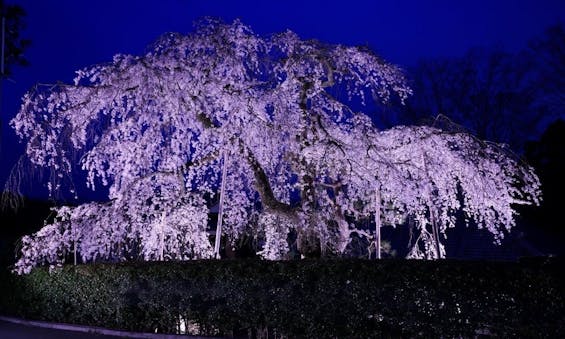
left=0, top=317, right=205, bottom=338
left=0, top=319, right=123, bottom=338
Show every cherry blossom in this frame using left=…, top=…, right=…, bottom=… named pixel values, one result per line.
left=9, top=19, right=540, bottom=273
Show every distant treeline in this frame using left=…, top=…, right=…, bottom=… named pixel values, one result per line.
left=398, top=24, right=564, bottom=153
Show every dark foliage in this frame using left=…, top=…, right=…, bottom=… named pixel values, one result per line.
left=0, top=258, right=563, bottom=338
left=0, top=2, right=31, bottom=77
left=400, top=24, right=565, bottom=153
left=523, top=119, right=565, bottom=247
left=0, top=193, right=53, bottom=266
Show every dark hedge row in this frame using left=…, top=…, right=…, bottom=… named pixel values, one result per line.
left=0, top=258, right=564, bottom=337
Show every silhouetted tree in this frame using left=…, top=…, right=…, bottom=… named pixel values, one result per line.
left=525, top=119, right=565, bottom=240
left=0, top=1, right=30, bottom=151
left=527, top=24, right=565, bottom=125
left=0, top=0, right=30, bottom=78
left=405, top=47, right=541, bottom=151
left=405, top=24, right=565, bottom=152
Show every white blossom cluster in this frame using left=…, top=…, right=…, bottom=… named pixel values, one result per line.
left=13, top=181, right=213, bottom=275
left=9, top=19, right=540, bottom=273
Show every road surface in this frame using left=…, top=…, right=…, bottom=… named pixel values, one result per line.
left=0, top=319, right=123, bottom=338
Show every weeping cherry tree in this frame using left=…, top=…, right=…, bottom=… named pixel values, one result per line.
left=6, top=19, right=540, bottom=273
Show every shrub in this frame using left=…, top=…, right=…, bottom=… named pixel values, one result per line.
left=0, top=258, right=563, bottom=337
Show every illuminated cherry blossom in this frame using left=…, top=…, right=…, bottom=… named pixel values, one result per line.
left=9, top=19, right=540, bottom=273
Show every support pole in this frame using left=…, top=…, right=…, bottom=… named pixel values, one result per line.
left=214, top=152, right=228, bottom=259
left=374, top=186, right=381, bottom=259
left=159, top=211, right=166, bottom=261
left=430, top=208, right=442, bottom=259
left=422, top=151, right=442, bottom=259
left=73, top=223, right=77, bottom=266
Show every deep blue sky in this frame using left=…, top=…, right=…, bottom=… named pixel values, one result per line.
left=1, top=0, right=564, bottom=198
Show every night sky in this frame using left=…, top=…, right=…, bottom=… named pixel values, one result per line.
left=1, top=0, right=564, bottom=198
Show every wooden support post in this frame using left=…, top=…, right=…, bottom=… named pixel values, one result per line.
left=214, top=152, right=228, bottom=259
left=375, top=187, right=381, bottom=259
left=159, top=211, right=166, bottom=261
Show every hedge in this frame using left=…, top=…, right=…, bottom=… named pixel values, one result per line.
left=0, top=258, right=564, bottom=337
